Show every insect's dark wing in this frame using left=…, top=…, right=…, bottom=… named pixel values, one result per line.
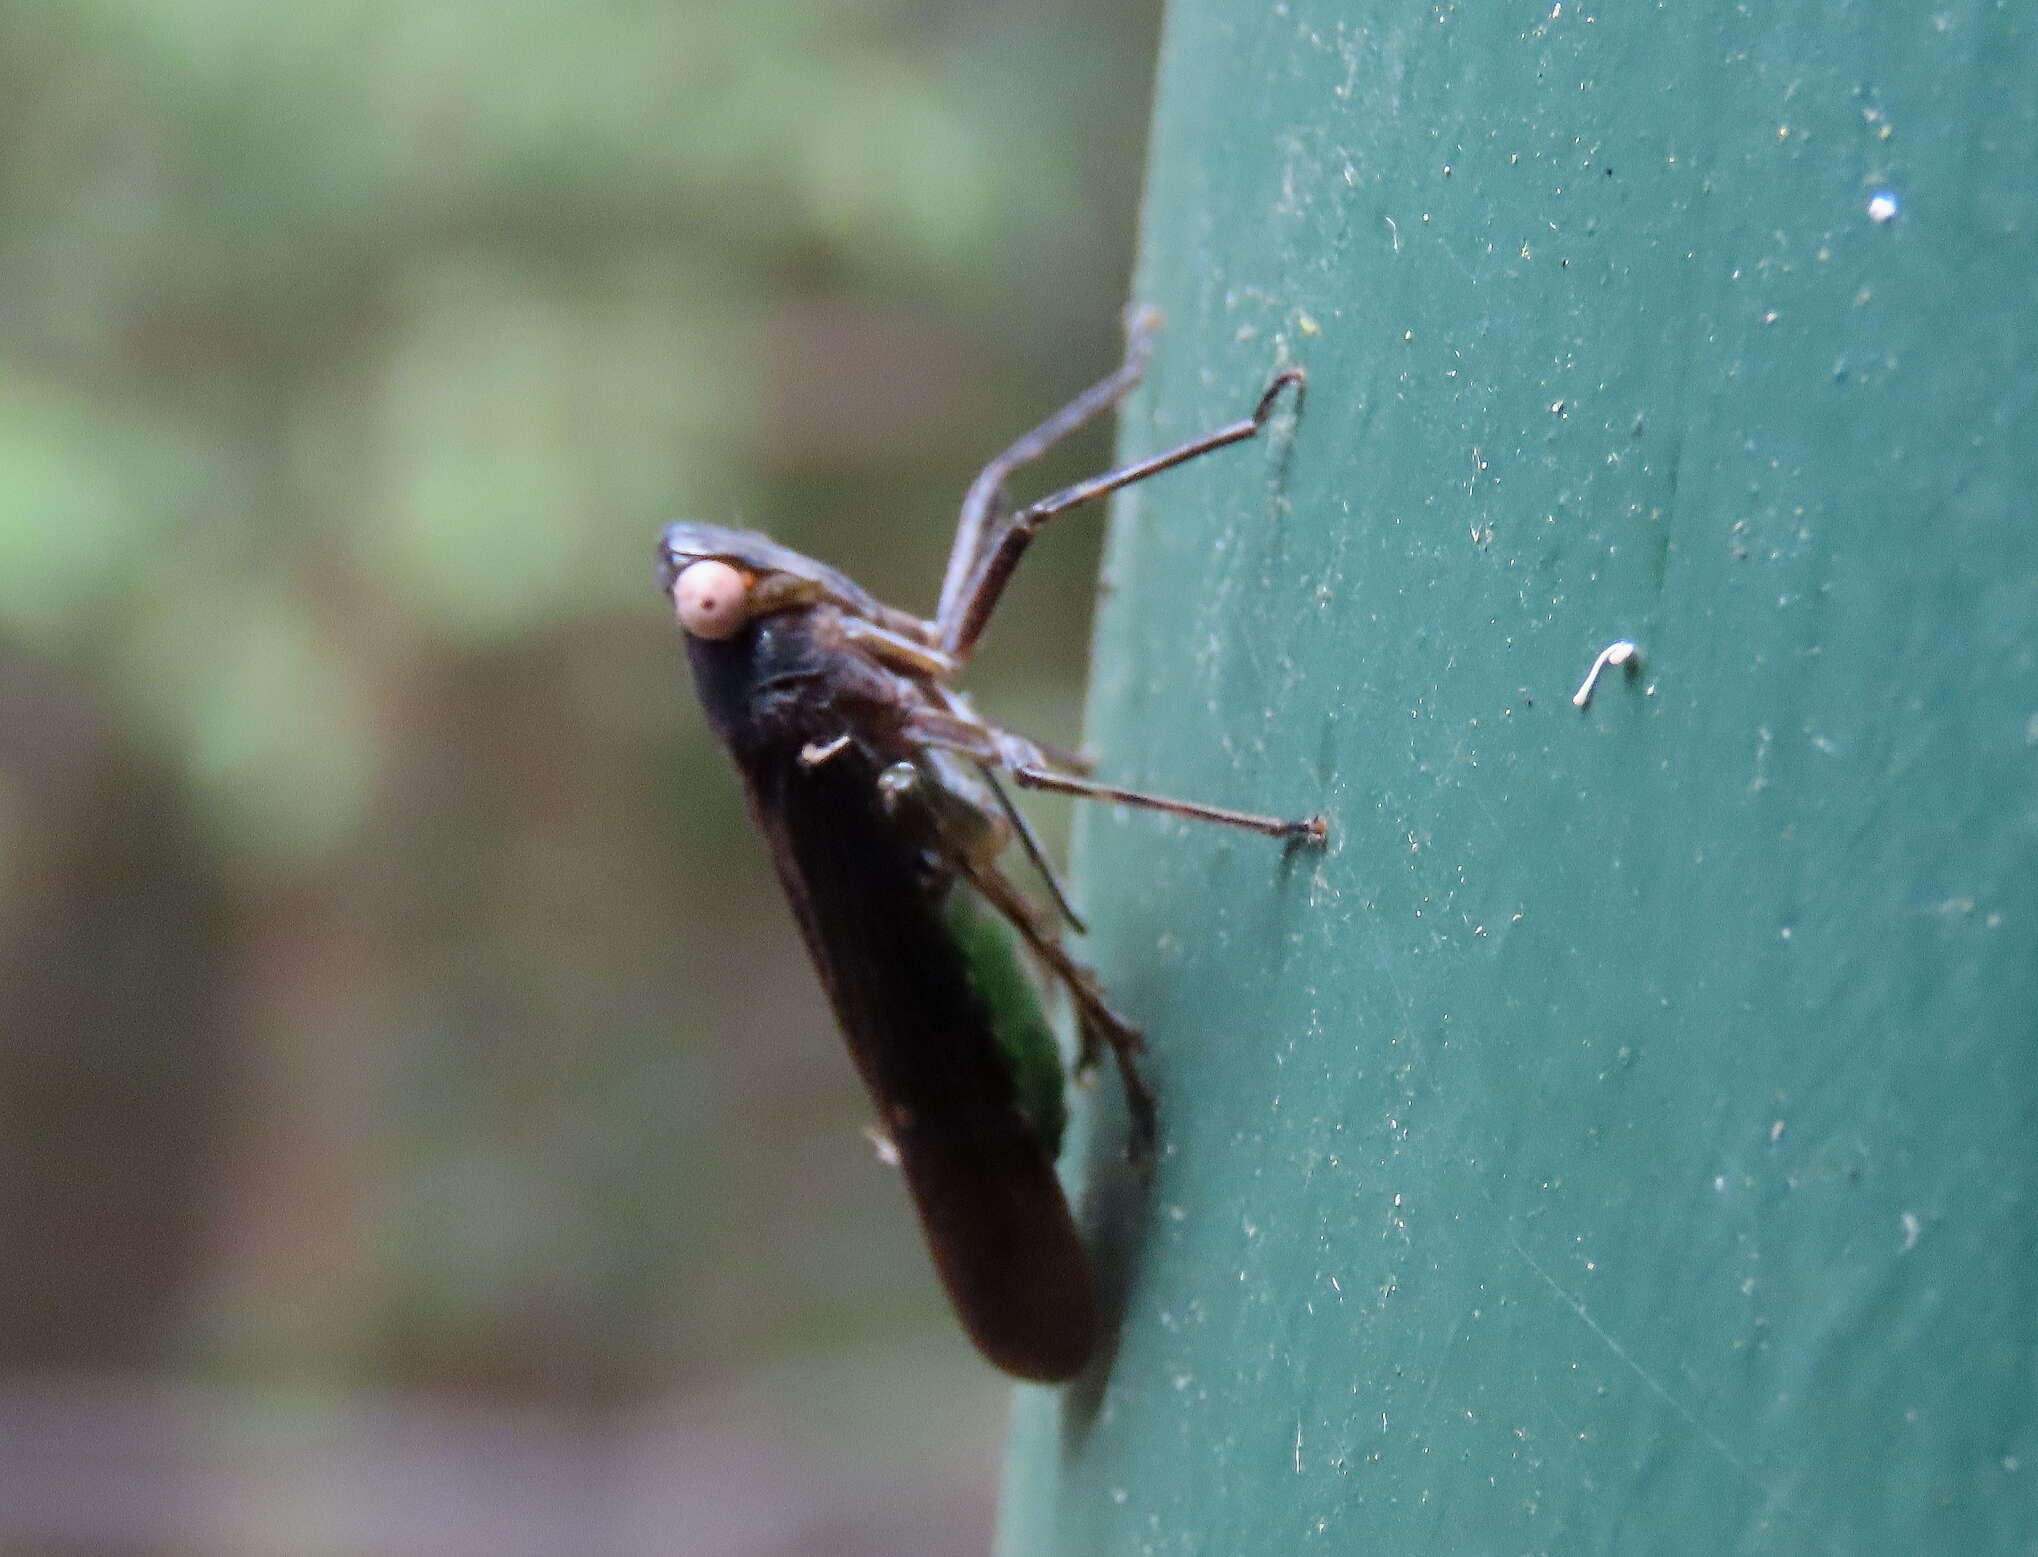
left=747, top=740, right=1097, bottom=1382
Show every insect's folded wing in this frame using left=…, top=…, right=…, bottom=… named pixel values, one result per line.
left=753, top=753, right=1097, bottom=1381
left=892, top=1115, right=1097, bottom=1382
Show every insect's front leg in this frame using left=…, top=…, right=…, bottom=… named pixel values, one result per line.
left=836, top=616, right=958, bottom=680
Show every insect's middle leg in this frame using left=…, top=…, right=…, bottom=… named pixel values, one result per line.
left=1010, top=764, right=1327, bottom=844
left=905, top=703, right=1326, bottom=845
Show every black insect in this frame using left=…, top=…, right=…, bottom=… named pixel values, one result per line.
left=658, top=316, right=1319, bottom=1380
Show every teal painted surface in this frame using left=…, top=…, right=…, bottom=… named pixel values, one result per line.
left=1000, top=1, right=2036, bottom=1552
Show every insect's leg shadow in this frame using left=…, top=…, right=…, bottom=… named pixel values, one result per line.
left=1058, top=1071, right=1159, bottom=1443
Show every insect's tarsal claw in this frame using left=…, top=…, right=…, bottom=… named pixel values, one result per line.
left=1278, top=816, right=1330, bottom=858
left=1254, top=365, right=1309, bottom=425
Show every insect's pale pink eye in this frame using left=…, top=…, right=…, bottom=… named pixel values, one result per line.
left=672, top=559, right=752, bottom=640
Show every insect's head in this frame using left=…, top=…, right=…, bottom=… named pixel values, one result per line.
left=658, top=522, right=873, bottom=643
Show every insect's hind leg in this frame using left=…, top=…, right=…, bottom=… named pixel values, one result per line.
left=944, top=363, right=1307, bottom=659
left=936, top=308, right=1160, bottom=638
left=964, top=861, right=1158, bottom=1163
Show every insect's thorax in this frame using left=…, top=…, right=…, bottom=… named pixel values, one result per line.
left=687, top=607, right=908, bottom=753
left=685, top=605, right=1008, bottom=867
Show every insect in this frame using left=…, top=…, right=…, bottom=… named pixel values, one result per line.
left=657, top=315, right=1321, bottom=1380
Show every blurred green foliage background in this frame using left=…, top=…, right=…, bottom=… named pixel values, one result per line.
left=0, top=0, right=1159, bottom=1548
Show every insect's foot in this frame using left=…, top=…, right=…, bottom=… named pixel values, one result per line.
left=1252, top=365, right=1308, bottom=425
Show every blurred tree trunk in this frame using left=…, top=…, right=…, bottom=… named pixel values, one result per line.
left=1000, top=0, right=2037, bottom=1551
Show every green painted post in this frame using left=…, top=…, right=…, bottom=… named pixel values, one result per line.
left=1000, top=1, right=2037, bottom=1551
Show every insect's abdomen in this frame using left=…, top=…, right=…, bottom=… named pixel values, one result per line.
left=704, top=630, right=1095, bottom=1379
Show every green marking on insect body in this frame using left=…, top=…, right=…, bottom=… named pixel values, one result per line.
left=941, top=882, right=1067, bottom=1152
left=657, top=315, right=1322, bottom=1382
